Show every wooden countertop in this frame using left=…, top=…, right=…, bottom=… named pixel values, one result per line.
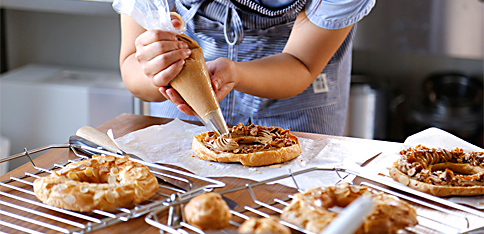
left=1, top=113, right=483, bottom=234
left=0, top=113, right=379, bottom=181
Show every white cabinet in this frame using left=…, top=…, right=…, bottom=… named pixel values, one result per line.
left=0, top=64, right=133, bottom=171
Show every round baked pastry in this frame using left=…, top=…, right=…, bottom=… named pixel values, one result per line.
left=192, top=123, right=301, bottom=166
left=184, top=192, right=232, bottom=230
left=238, top=216, right=291, bottom=234
left=390, top=144, right=484, bottom=197
left=281, top=183, right=418, bottom=234
left=33, top=155, right=158, bottom=212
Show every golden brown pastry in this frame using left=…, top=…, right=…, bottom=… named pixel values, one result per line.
left=184, top=192, right=232, bottom=230
left=281, top=183, right=418, bottom=234
left=33, top=155, right=158, bottom=212
left=238, top=216, right=291, bottom=234
left=192, top=123, right=301, bottom=166
left=390, top=145, right=484, bottom=197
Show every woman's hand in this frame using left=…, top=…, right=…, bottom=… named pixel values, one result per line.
left=207, top=58, right=237, bottom=102
left=159, top=57, right=238, bottom=116
left=134, top=16, right=192, bottom=88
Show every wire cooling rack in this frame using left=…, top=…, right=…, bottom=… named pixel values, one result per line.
left=3, top=142, right=484, bottom=234
left=144, top=167, right=484, bottom=234
left=0, top=142, right=225, bottom=234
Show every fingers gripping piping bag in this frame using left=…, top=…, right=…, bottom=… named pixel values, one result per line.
left=113, top=0, right=229, bottom=136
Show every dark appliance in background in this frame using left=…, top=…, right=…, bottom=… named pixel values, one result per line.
left=402, top=72, right=483, bottom=147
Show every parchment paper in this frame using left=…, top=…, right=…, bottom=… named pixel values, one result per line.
left=113, top=119, right=387, bottom=190
left=362, top=127, right=484, bottom=209
left=114, top=120, right=484, bottom=208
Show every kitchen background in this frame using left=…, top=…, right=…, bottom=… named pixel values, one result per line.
left=0, top=0, right=483, bottom=173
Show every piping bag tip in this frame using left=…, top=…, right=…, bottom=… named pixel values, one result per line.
left=198, top=108, right=230, bottom=136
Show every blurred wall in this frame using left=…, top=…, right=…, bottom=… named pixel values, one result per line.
left=350, top=0, right=483, bottom=144
left=3, top=1, right=120, bottom=71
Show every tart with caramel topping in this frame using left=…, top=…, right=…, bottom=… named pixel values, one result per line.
left=192, top=123, right=301, bottom=166
left=390, top=145, right=484, bottom=197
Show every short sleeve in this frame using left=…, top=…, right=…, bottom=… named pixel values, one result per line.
left=305, top=0, right=376, bottom=30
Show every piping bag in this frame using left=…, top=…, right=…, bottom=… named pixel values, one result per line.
left=113, top=0, right=229, bottom=136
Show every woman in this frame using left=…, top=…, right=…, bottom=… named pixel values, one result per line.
left=119, top=0, right=375, bottom=135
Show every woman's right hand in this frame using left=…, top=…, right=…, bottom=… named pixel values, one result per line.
left=134, top=27, right=192, bottom=88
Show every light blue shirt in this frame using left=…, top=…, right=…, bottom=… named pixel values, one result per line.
left=306, top=0, right=375, bottom=29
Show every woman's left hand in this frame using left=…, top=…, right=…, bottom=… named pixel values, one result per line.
left=207, top=57, right=237, bottom=102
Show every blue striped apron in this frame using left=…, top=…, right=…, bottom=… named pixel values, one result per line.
left=150, top=0, right=356, bottom=135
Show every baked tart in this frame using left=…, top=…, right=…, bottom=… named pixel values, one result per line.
left=192, top=123, right=301, bottom=166
left=33, top=155, right=158, bottom=212
left=390, top=145, right=484, bottom=197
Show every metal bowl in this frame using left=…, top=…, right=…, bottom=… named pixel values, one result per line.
left=423, top=72, right=483, bottom=111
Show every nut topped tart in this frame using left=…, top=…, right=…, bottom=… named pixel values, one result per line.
left=390, top=144, right=484, bottom=197
left=192, top=123, right=301, bottom=166
left=33, top=155, right=158, bottom=212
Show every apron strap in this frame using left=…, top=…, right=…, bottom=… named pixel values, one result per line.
left=176, top=0, right=203, bottom=23
left=224, top=6, right=244, bottom=61
left=177, top=0, right=243, bottom=61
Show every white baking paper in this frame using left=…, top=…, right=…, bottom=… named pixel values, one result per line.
left=116, top=122, right=484, bottom=208
left=113, top=119, right=387, bottom=190
left=363, top=127, right=484, bottom=209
